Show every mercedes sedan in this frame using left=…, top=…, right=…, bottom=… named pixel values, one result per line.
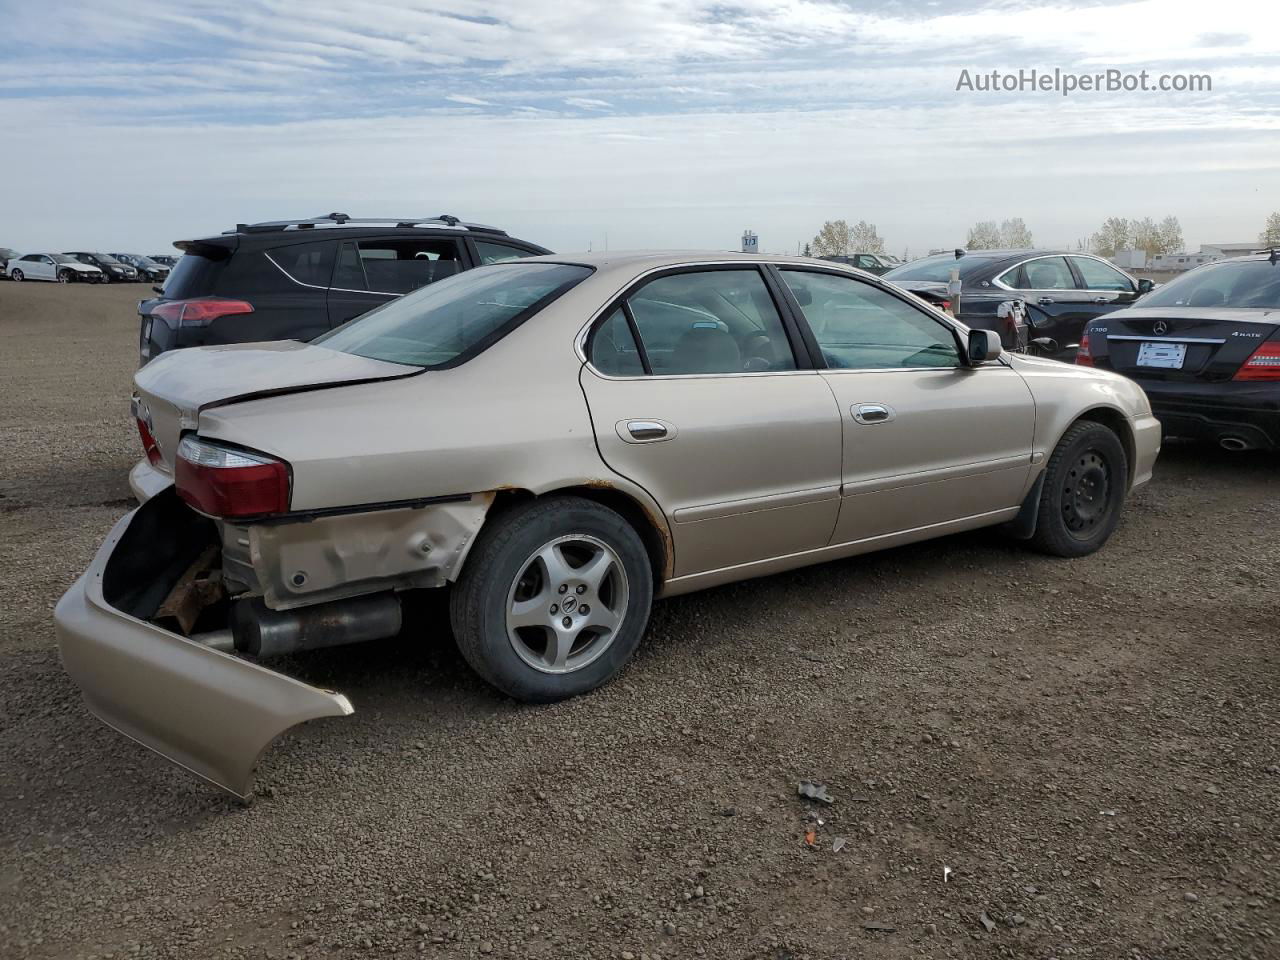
left=56, top=251, right=1160, bottom=798
left=1078, top=251, right=1280, bottom=450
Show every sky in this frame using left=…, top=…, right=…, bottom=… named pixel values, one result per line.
left=0, top=0, right=1277, bottom=257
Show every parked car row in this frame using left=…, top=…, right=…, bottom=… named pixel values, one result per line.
left=2, top=250, right=172, bottom=284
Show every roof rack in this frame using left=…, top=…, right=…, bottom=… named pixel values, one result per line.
left=231, top=213, right=508, bottom=236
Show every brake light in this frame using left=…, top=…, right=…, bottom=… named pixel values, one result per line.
left=152, top=298, right=253, bottom=328
left=136, top=417, right=163, bottom=467
left=1076, top=332, right=1094, bottom=366
left=175, top=436, right=289, bottom=518
left=1234, top=340, right=1280, bottom=381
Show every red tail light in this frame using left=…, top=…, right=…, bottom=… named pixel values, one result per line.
left=1075, top=332, right=1094, bottom=366
left=152, top=298, right=253, bottom=328
left=136, top=417, right=163, bottom=467
left=1233, top=341, right=1280, bottom=381
left=176, top=436, right=289, bottom=518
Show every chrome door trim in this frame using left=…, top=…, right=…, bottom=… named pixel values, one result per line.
left=839, top=454, right=1031, bottom=497
left=671, top=484, right=842, bottom=524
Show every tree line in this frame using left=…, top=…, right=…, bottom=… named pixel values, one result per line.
left=806, top=211, right=1280, bottom=262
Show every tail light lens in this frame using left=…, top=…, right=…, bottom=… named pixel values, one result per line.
left=136, top=417, right=163, bottom=466
left=176, top=436, right=289, bottom=518
left=1233, top=341, right=1280, bottom=381
left=152, top=298, right=253, bottom=328
left=1076, top=332, right=1094, bottom=366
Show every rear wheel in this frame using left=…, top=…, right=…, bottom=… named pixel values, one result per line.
left=1028, top=421, right=1128, bottom=557
left=449, top=496, right=653, bottom=702
left=11, top=269, right=23, bottom=281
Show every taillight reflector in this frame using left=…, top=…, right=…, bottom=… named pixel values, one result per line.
left=1233, top=341, right=1280, bottom=381
left=136, top=417, right=163, bottom=467
left=175, top=436, right=289, bottom=518
left=152, top=298, right=253, bottom=328
left=1075, top=332, right=1094, bottom=366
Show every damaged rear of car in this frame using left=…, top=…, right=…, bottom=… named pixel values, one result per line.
left=56, top=261, right=612, bottom=799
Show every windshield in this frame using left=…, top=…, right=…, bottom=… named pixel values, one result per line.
left=50, top=254, right=79, bottom=264
left=94, top=254, right=124, bottom=265
left=315, top=262, right=592, bottom=367
left=1140, top=259, right=1280, bottom=309
left=883, top=254, right=1000, bottom=283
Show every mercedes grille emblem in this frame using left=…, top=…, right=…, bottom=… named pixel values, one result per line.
left=1152, top=321, right=1169, bottom=336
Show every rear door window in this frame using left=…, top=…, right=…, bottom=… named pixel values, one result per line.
left=1002, top=256, right=1074, bottom=290
left=625, top=269, right=797, bottom=375
left=344, top=238, right=464, bottom=295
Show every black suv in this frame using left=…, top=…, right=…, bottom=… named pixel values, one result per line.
left=138, top=213, right=551, bottom=363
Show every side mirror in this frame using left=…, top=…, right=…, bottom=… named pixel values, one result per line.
left=967, top=328, right=1002, bottom=364
left=1137, top=278, right=1155, bottom=294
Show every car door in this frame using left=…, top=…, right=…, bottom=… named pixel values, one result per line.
left=578, top=265, right=843, bottom=578
left=33, top=255, right=55, bottom=280
left=1068, top=255, right=1143, bottom=328
left=326, top=236, right=468, bottom=327
left=997, top=255, right=1097, bottom=352
left=773, top=267, right=1035, bottom=544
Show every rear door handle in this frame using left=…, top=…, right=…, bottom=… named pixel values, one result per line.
left=620, top=419, right=672, bottom=442
left=852, top=403, right=894, bottom=424
left=1038, top=297, right=1055, bottom=305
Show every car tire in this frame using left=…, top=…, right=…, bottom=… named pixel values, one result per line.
left=57, top=270, right=71, bottom=283
left=10, top=269, right=23, bottom=281
left=1028, top=420, right=1128, bottom=558
left=449, top=496, right=653, bottom=703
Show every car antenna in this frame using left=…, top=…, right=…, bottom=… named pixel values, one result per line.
left=1269, top=248, right=1278, bottom=265
left=954, top=248, right=965, bottom=259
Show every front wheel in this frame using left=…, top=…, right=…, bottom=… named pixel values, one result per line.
left=1028, top=421, right=1128, bottom=557
left=57, top=270, right=71, bottom=283
left=449, top=496, right=653, bottom=702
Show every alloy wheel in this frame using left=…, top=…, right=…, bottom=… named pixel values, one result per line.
left=505, top=534, right=629, bottom=674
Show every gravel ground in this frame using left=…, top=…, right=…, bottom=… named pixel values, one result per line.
left=1, top=280, right=1278, bottom=960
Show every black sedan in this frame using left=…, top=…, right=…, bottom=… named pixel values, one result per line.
left=111, top=253, right=170, bottom=283
left=883, top=250, right=1153, bottom=361
left=1079, top=252, right=1280, bottom=451
left=66, top=251, right=139, bottom=283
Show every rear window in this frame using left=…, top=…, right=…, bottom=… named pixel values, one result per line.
left=1140, top=260, right=1280, bottom=309
left=163, top=253, right=227, bottom=299
left=315, top=262, right=592, bottom=368
left=883, top=255, right=999, bottom=283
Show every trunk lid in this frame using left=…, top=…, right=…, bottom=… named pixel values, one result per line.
left=133, top=341, right=415, bottom=471
left=1093, top=306, right=1280, bottom=381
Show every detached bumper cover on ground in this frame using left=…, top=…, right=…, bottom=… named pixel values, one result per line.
left=54, top=507, right=354, bottom=800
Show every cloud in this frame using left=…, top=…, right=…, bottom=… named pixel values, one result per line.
left=0, top=0, right=1277, bottom=252
left=564, top=97, right=612, bottom=110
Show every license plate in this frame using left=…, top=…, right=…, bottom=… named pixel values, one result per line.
left=1137, top=341, right=1186, bottom=369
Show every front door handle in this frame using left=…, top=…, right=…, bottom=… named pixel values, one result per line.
left=852, top=403, right=895, bottom=424
left=1038, top=297, right=1055, bottom=305
left=626, top=420, right=668, bottom=441
left=1093, top=296, right=1111, bottom=304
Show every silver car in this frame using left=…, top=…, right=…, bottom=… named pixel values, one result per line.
left=56, top=252, right=1161, bottom=797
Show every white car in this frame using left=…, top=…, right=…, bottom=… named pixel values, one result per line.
left=6, top=253, right=105, bottom=283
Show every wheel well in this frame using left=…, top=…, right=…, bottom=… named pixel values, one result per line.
left=1074, top=407, right=1135, bottom=486
left=488, top=486, right=670, bottom=584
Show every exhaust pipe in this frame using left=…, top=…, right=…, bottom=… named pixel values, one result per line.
left=231, top=593, right=402, bottom=657
left=1219, top=436, right=1252, bottom=452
